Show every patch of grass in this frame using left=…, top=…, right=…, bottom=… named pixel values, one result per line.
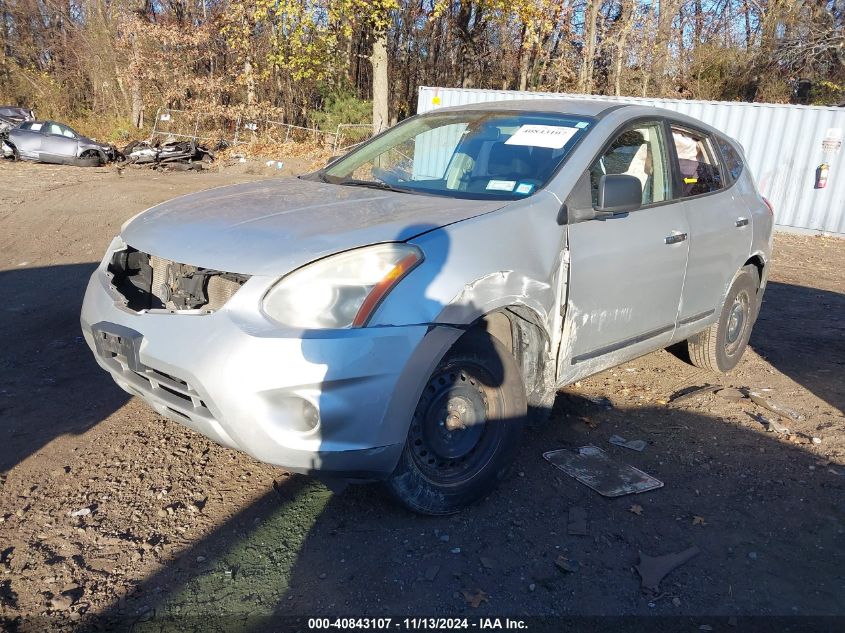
left=133, top=478, right=332, bottom=632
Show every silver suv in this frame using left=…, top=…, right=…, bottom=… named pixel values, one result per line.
left=81, top=99, right=773, bottom=514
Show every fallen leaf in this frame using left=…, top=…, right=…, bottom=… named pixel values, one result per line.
left=555, top=555, right=579, bottom=573
left=692, top=515, right=707, bottom=526
left=460, top=588, right=489, bottom=608
left=636, top=546, right=701, bottom=591
left=629, top=504, right=643, bottom=516
left=580, top=416, right=598, bottom=429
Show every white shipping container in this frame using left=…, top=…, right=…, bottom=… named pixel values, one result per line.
left=418, top=86, right=845, bottom=236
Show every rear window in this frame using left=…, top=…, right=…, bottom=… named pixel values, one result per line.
left=717, top=137, right=744, bottom=181
left=671, top=126, right=723, bottom=197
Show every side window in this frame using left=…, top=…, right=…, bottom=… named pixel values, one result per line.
left=47, top=123, right=64, bottom=136
left=589, top=121, right=670, bottom=207
left=716, top=136, right=743, bottom=181
left=671, top=127, right=723, bottom=196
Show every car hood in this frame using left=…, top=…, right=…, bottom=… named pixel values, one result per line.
left=79, top=135, right=110, bottom=150
left=121, top=177, right=507, bottom=276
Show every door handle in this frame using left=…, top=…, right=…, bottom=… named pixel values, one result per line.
left=664, top=232, right=688, bottom=245
left=735, top=217, right=749, bottom=227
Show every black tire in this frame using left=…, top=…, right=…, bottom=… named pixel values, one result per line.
left=687, top=265, right=759, bottom=373
left=386, top=330, right=527, bottom=515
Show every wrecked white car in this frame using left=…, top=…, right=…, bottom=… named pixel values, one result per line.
left=81, top=99, right=773, bottom=514
left=0, top=105, right=35, bottom=135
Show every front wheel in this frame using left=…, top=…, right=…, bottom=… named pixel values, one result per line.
left=687, top=265, right=759, bottom=373
left=385, top=330, right=527, bottom=515
left=79, top=150, right=103, bottom=167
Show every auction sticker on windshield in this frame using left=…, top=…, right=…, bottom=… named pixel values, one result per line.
left=505, top=124, right=578, bottom=149
left=486, top=179, right=516, bottom=191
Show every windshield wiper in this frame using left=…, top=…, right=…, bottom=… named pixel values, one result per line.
left=335, top=178, right=414, bottom=194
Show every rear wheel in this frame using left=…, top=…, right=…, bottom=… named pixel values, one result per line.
left=386, top=330, right=527, bottom=515
left=687, top=265, right=758, bottom=372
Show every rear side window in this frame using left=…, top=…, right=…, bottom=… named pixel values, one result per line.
left=671, top=126, right=723, bottom=197
left=47, top=123, right=76, bottom=138
left=716, top=137, right=743, bottom=181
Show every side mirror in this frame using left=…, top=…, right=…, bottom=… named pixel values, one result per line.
left=596, top=174, right=642, bottom=215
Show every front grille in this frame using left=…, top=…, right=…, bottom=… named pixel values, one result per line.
left=131, top=365, right=207, bottom=409
left=109, top=247, right=249, bottom=313
left=97, top=350, right=216, bottom=425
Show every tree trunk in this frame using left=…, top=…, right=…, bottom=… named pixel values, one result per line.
left=371, top=31, right=389, bottom=133
left=694, top=0, right=703, bottom=45
left=579, top=0, right=599, bottom=93
left=613, top=0, right=636, bottom=96
left=761, top=0, right=788, bottom=54
left=743, top=0, right=752, bottom=49
left=652, top=0, right=680, bottom=96
left=131, top=81, right=144, bottom=128
left=128, top=32, right=143, bottom=128
left=518, top=43, right=530, bottom=91
left=0, top=0, right=10, bottom=84
left=244, top=56, right=256, bottom=106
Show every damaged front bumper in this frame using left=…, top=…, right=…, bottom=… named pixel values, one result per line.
left=80, top=241, right=453, bottom=479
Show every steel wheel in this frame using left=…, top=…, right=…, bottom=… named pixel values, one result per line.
left=408, top=362, right=499, bottom=485
left=724, top=289, right=751, bottom=356
left=386, top=330, right=527, bottom=515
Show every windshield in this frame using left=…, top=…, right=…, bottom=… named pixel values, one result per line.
left=321, top=110, right=594, bottom=200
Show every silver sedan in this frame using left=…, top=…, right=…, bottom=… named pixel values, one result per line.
left=4, top=120, right=115, bottom=165
left=81, top=99, right=773, bottom=514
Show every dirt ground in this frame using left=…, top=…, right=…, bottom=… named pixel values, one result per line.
left=0, top=159, right=843, bottom=632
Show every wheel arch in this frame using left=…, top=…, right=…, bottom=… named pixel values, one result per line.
left=468, top=305, right=556, bottom=422
left=380, top=303, right=557, bottom=478
left=79, top=148, right=106, bottom=164
left=743, top=253, right=766, bottom=288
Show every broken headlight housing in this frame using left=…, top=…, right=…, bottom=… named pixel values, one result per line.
left=262, top=244, right=422, bottom=329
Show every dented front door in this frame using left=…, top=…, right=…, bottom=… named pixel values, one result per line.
left=558, top=120, right=689, bottom=380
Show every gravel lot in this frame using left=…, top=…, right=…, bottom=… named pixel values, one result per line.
left=1, top=160, right=843, bottom=631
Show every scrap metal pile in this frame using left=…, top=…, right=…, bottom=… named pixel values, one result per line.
left=122, top=139, right=215, bottom=169
left=1, top=105, right=215, bottom=169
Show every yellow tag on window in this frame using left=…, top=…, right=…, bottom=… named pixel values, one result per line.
left=683, top=177, right=698, bottom=184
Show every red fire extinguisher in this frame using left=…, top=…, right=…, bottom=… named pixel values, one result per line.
left=815, top=163, right=829, bottom=189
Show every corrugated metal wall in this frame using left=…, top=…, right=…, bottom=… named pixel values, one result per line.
left=418, top=87, right=845, bottom=235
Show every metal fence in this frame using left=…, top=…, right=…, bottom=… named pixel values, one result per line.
left=150, top=108, right=240, bottom=145
left=333, top=124, right=376, bottom=151
left=417, top=87, right=845, bottom=236
left=150, top=107, right=374, bottom=153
